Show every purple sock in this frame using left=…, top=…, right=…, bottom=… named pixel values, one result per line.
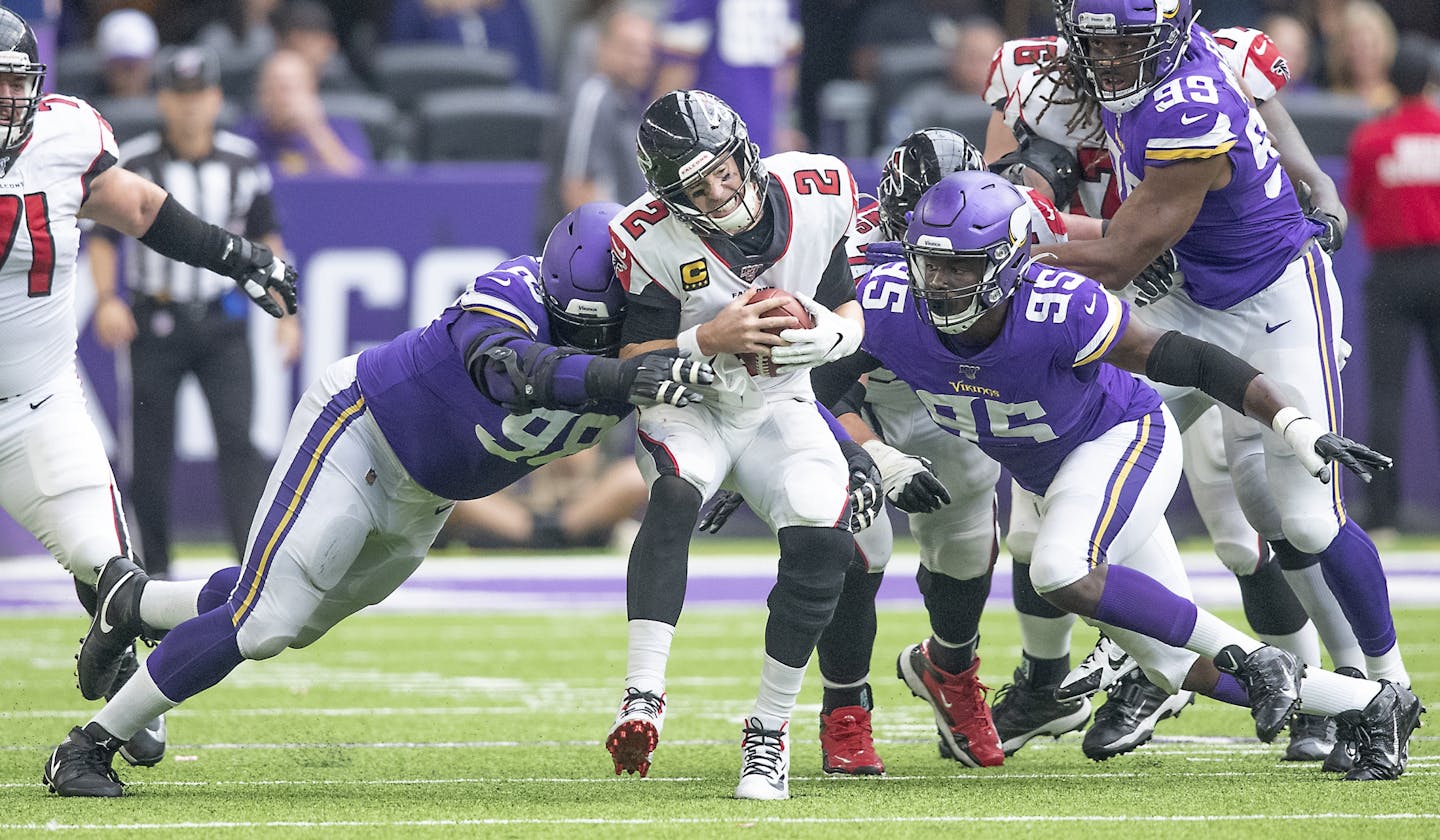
left=1317, top=519, right=1397, bottom=656
left=145, top=605, right=245, bottom=702
left=197, top=566, right=242, bottom=614
left=1206, top=672, right=1250, bottom=707
left=1093, top=565, right=1199, bottom=649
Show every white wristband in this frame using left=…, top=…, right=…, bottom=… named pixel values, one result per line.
left=676, top=325, right=703, bottom=359
left=1270, top=406, right=1305, bottom=436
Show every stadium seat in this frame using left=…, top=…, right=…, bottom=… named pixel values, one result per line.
left=322, top=90, right=411, bottom=162
left=219, top=54, right=261, bottom=103
left=817, top=79, right=876, bottom=159
left=872, top=45, right=950, bottom=116
left=415, top=87, right=558, bottom=161
left=376, top=45, right=516, bottom=107
left=880, top=90, right=994, bottom=154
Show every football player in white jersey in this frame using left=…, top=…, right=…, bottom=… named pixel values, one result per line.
left=605, top=90, right=866, bottom=800
left=0, top=8, right=295, bottom=769
left=978, top=13, right=1356, bottom=762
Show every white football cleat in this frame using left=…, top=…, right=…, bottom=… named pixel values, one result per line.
left=606, top=687, right=665, bottom=777
left=1056, top=633, right=1139, bottom=701
left=735, top=717, right=789, bottom=800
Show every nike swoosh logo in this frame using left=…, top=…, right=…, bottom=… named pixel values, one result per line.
left=1180, top=113, right=1205, bottom=125
left=1265, top=320, right=1291, bottom=333
left=1085, top=296, right=1097, bottom=315
left=47, top=752, right=61, bottom=782
left=435, top=502, right=455, bottom=516
left=96, top=570, right=138, bottom=635
left=29, top=394, right=53, bottom=410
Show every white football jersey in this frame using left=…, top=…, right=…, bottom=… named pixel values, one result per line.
left=984, top=27, right=1290, bottom=219
left=0, top=94, right=118, bottom=397
left=612, top=151, right=857, bottom=407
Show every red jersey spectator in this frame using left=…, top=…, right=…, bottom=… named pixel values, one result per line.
left=1346, top=33, right=1440, bottom=536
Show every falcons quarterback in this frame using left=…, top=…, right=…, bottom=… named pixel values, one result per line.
left=0, top=7, right=294, bottom=771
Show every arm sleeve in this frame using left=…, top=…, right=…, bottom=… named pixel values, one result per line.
left=812, top=237, right=856, bottom=310
left=812, top=348, right=882, bottom=410
left=620, top=284, right=683, bottom=347
left=455, top=315, right=596, bottom=412
left=1144, top=330, right=1261, bottom=414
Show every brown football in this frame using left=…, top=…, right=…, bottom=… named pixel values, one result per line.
left=738, top=288, right=814, bottom=377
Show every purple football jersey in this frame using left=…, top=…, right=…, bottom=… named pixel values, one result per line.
left=1104, top=26, right=1323, bottom=310
left=855, top=260, right=1160, bottom=494
left=356, top=256, right=632, bottom=500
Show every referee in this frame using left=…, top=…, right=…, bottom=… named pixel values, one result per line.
left=90, top=46, right=300, bottom=578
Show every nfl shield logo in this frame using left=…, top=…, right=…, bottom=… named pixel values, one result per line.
left=957, top=364, right=980, bottom=380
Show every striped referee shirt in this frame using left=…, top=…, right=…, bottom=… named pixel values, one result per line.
left=100, top=130, right=279, bottom=303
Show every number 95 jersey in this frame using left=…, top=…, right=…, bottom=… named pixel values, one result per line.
left=611, top=151, right=857, bottom=408
left=0, top=94, right=118, bottom=397
left=854, top=260, right=1159, bottom=494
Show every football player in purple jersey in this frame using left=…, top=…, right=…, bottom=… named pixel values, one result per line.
left=813, top=169, right=1421, bottom=781
left=1040, top=0, right=1414, bottom=771
left=42, top=203, right=714, bottom=797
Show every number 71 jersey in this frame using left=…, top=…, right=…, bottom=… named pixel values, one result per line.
left=855, top=260, right=1159, bottom=494
left=0, top=94, right=118, bottom=397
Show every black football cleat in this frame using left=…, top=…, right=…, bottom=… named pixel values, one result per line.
left=1322, top=666, right=1366, bottom=773
left=76, top=556, right=149, bottom=701
left=1283, top=713, right=1337, bottom=762
left=107, top=646, right=167, bottom=768
left=1082, top=669, right=1194, bottom=761
left=990, top=667, right=1090, bottom=756
left=1342, top=682, right=1424, bottom=782
left=1215, top=644, right=1302, bottom=743
left=43, top=726, right=125, bottom=797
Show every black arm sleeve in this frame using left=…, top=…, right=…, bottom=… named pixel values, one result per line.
left=620, top=284, right=683, bottom=347
left=138, top=194, right=257, bottom=280
left=812, top=237, right=856, bottom=310
left=812, top=348, right=882, bottom=411
left=832, top=380, right=868, bottom=418
left=1144, top=330, right=1261, bottom=414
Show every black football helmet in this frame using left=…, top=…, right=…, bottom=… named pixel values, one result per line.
left=636, top=90, right=767, bottom=237
left=878, top=128, right=986, bottom=240
left=0, top=8, right=45, bottom=152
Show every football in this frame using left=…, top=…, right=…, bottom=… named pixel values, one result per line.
left=738, top=288, right=814, bottom=377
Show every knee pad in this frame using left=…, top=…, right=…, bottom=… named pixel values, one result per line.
left=238, top=627, right=300, bottom=661
left=1028, top=540, right=1087, bottom=595
left=1214, top=540, right=1262, bottom=577
left=1281, top=513, right=1340, bottom=556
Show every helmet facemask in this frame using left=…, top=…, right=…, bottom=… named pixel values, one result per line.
left=1064, top=0, right=1192, bottom=114
left=0, top=54, right=45, bottom=152
left=648, top=142, right=766, bottom=237
left=878, top=128, right=986, bottom=241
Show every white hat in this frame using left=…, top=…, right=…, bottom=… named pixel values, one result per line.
left=96, top=9, right=159, bottom=62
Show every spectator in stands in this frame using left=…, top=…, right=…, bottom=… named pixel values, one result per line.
left=273, top=0, right=365, bottom=92
left=651, top=0, right=803, bottom=151
left=1325, top=0, right=1398, bottom=110
left=197, top=0, right=280, bottom=68
left=1346, top=33, right=1440, bottom=540
left=95, top=8, right=159, bottom=102
left=385, top=0, right=544, bottom=90
left=880, top=15, right=1003, bottom=149
left=235, top=49, right=371, bottom=176
left=551, top=5, right=655, bottom=215
left=1260, top=12, right=1317, bottom=93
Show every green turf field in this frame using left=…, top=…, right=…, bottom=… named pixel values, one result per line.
left=2, top=603, right=1436, bottom=838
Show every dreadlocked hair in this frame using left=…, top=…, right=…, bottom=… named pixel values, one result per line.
left=1028, top=51, right=1106, bottom=148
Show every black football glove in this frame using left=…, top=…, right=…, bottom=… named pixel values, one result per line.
left=1314, top=433, right=1392, bottom=484
left=861, top=440, right=951, bottom=514
left=1133, top=249, right=1180, bottom=307
left=1308, top=210, right=1344, bottom=254
left=697, top=490, right=745, bottom=534
left=585, top=349, right=714, bottom=408
left=228, top=238, right=298, bottom=318
left=839, top=439, right=884, bottom=531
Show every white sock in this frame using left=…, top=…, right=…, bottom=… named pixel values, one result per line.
left=625, top=619, right=675, bottom=695
left=1298, top=667, right=1383, bottom=717
left=1282, top=565, right=1365, bottom=672
left=91, top=659, right=177, bottom=742
left=1259, top=620, right=1323, bottom=668
left=751, top=654, right=807, bottom=722
left=1186, top=608, right=1260, bottom=658
left=1365, top=646, right=1411, bottom=688
left=1017, top=612, right=1074, bottom=659
left=139, top=579, right=207, bottom=631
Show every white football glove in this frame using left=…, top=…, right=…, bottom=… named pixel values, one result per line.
left=770, top=292, right=863, bottom=372
left=1271, top=406, right=1393, bottom=484
left=861, top=439, right=951, bottom=513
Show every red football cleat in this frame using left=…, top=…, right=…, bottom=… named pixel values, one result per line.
left=819, top=705, right=885, bottom=775
left=897, top=641, right=1004, bottom=767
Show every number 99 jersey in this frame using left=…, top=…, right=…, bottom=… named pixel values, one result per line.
left=0, top=94, right=118, bottom=398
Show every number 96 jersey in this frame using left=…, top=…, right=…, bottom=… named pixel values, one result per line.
left=611, top=151, right=857, bottom=408
left=0, top=94, right=118, bottom=398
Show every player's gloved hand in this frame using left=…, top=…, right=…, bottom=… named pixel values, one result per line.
left=772, top=292, right=864, bottom=372
left=839, top=439, right=884, bottom=531
left=1272, top=407, right=1393, bottom=484
left=586, top=349, right=715, bottom=408
left=861, top=439, right=951, bottom=513
left=863, top=240, right=905, bottom=266
left=229, top=238, right=298, bottom=318
left=697, top=490, right=745, bottom=534
left=1308, top=210, right=1345, bottom=253
left=1133, top=249, right=1181, bottom=307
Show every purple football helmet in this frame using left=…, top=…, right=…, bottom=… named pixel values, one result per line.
left=540, top=202, right=627, bottom=355
left=903, top=171, right=1032, bottom=334
left=1063, top=0, right=1194, bottom=114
